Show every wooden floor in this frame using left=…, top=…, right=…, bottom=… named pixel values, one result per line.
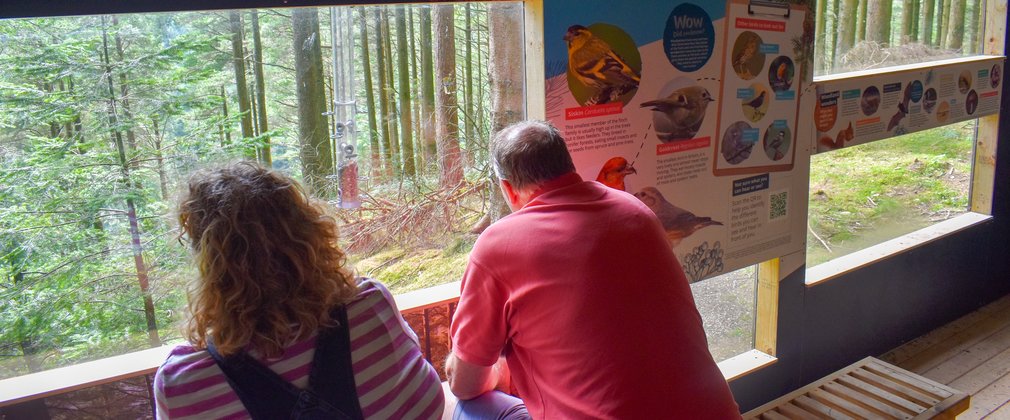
left=879, top=293, right=1010, bottom=419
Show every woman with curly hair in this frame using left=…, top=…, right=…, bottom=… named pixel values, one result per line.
left=153, top=162, right=444, bottom=419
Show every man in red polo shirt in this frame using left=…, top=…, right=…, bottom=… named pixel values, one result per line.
left=446, top=120, right=740, bottom=419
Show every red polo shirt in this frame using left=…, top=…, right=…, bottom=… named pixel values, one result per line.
left=451, top=173, right=740, bottom=419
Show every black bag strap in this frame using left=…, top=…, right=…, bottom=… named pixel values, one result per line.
left=206, top=305, right=364, bottom=420
left=309, top=304, right=364, bottom=419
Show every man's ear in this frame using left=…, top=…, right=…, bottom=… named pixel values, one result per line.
left=500, top=179, right=519, bottom=205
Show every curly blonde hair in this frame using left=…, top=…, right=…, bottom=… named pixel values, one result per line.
left=177, top=162, right=357, bottom=357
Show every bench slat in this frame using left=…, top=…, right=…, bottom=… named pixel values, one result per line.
left=793, top=394, right=853, bottom=420
left=836, top=375, right=925, bottom=415
left=822, top=381, right=910, bottom=419
left=777, top=402, right=822, bottom=420
left=867, top=360, right=952, bottom=399
left=759, top=410, right=791, bottom=420
left=851, top=368, right=940, bottom=407
left=809, top=387, right=882, bottom=419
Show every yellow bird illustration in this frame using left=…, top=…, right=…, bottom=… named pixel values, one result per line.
left=565, top=25, right=641, bottom=106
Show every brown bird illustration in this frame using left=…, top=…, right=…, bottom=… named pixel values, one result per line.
left=596, top=157, right=637, bottom=191
left=640, top=85, right=715, bottom=141
left=733, top=36, right=759, bottom=77
left=565, top=25, right=641, bottom=106
left=634, top=186, right=723, bottom=248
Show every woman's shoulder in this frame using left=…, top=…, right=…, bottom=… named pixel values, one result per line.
left=350, top=277, right=395, bottom=307
left=155, top=344, right=216, bottom=382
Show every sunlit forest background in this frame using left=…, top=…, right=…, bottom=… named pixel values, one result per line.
left=813, top=0, right=987, bottom=75
left=0, top=3, right=523, bottom=379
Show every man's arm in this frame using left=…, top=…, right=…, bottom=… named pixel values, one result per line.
left=445, top=352, right=511, bottom=400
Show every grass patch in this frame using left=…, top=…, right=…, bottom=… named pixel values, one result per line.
left=351, top=235, right=477, bottom=294
left=807, top=122, right=974, bottom=265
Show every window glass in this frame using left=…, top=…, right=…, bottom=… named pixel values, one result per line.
left=814, top=0, right=988, bottom=76
left=806, top=122, right=975, bottom=266
left=0, top=3, right=522, bottom=380
left=691, top=266, right=757, bottom=362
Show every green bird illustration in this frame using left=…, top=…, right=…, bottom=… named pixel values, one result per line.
left=565, top=25, right=641, bottom=106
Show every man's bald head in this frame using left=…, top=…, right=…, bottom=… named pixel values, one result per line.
left=490, top=120, right=576, bottom=191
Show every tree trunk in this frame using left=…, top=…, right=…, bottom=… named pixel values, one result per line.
left=475, top=7, right=487, bottom=136
left=112, top=16, right=140, bottom=175
left=946, top=0, right=966, bottom=50
left=939, top=0, right=952, bottom=47
left=433, top=4, right=463, bottom=188
left=901, top=0, right=915, bottom=44
left=463, top=4, right=475, bottom=152
left=409, top=6, right=422, bottom=168
left=911, top=1, right=920, bottom=41
left=837, top=0, right=859, bottom=69
left=359, top=8, right=383, bottom=179
left=815, top=0, right=828, bottom=74
left=292, top=8, right=334, bottom=194
left=856, top=0, right=868, bottom=42
left=70, top=77, right=85, bottom=153
left=419, top=6, right=437, bottom=168
left=150, top=115, right=168, bottom=198
left=865, top=0, right=892, bottom=44
left=967, top=0, right=981, bottom=53
left=921, top=0, right=936, bottom=45
left=219, top=85, right=232, bottom=145
left=101, top=16, right=160, bottom=348
left=396, top=6, right=416, bottom=177
left=251, top=10, right=271, bottom=165
left=374, top=9, right=394, bottom=177
left=229, top=11, right=255, bottom=156
left=381, top=8, right=400, bottom=174
left=472, top=3, right=524, bottom=233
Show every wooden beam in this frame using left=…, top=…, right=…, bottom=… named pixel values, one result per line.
left=971, top=0, right=1008, bottom=214
left=523, top=0, right=545, bottom=120
left=755, top=258, right=780, bottom=356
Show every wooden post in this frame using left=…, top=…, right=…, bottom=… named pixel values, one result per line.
left=755, top=258, right=780, bottom=356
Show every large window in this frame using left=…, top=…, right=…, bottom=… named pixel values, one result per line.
left=813, top=0, right=986, bottom=76
left=0, top=3, right=524, bottom=380
left=806, top=0, right=992, bottom=269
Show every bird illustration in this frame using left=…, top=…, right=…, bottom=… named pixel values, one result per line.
left=634, top=186, right=723, bottom=248
left=742, top=91, right=766, bottom=120
left=733, top=36, right=759, bottom=78
left=776, top=62, right=788, bottom=81
left=640, top=85, right=715, bottom=141
left=767, top=131, right=786, bottom=160
left=596, top=157, right=637, bottom=191
left=564, top=25, right=641, bottom=106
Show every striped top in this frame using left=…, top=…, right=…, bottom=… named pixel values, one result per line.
left=154, top=279, right=444, bottom=419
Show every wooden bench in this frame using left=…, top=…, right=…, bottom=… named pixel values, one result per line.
left=743, top=357, right=970, bottom=419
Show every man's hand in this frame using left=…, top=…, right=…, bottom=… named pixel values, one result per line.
left=445, top=352, right=509, bottom=400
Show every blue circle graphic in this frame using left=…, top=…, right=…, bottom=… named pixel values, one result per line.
left=664, top=4, right=715, bottom=72
left=908, top=80, right=924, bottom=103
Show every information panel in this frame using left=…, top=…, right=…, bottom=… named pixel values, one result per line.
left=814, top=56, right=1005, bottom=153
left=543, top=0, right=813, bottom=282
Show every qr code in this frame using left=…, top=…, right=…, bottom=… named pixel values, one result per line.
left=769, top=190, right=788, bottom=221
